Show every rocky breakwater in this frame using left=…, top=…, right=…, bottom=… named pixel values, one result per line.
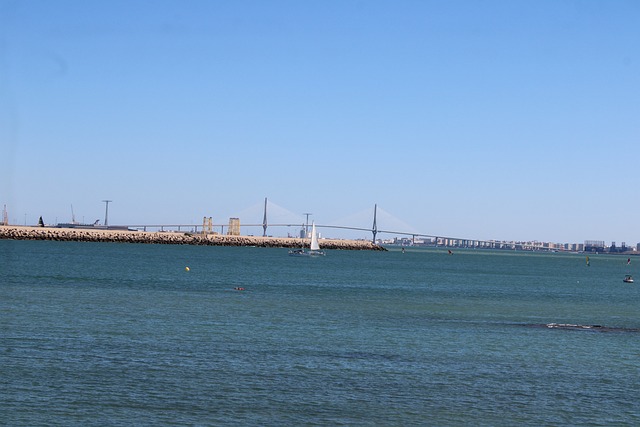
left=0, top=226, right=387, bottom=251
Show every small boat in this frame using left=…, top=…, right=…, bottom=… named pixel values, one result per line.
left=288, top=222, right=325, bottom=257
left=623, top=275, right=634, bottom=283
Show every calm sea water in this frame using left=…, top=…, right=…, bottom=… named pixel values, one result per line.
left=2, top=240, right=640, bottom=426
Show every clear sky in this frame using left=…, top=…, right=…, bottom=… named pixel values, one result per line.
left=1, top=0, right=639, bottom=244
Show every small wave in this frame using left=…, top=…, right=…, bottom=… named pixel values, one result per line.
left=525, top=323, right=640, bottom=333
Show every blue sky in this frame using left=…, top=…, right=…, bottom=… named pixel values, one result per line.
left=1, top=0, right=639, bottom=243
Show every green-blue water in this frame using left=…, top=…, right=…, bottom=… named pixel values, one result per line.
left=2, top=240, right=640, bottom=425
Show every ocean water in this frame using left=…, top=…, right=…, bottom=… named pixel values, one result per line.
left=2, top=240, right=640, bottom=426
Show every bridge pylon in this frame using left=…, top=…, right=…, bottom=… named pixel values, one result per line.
left=262, top=197, right=268, bottom=237
left=372, top=204, right=378, bottom=244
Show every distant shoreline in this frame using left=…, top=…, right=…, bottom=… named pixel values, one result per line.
left=0, top=226, right=386, bottom=251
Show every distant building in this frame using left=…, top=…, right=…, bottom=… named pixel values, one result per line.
left=228, top=218, right=240, bottom=236
left=202, top=217, right=213, bottom=235
left=609, top=241, right=630, bottom=253
left=584, top=240, right=605, bottom=252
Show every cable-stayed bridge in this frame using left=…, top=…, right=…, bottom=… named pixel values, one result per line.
left=121, top=199, right=549, bottom=250
left=126, top=199, right=419, bottom=241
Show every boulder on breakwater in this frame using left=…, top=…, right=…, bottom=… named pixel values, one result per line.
left=0, top=226, right=387, bottom=251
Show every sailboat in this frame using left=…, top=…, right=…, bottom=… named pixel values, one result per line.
left=288, top=222, right=325, bottom=257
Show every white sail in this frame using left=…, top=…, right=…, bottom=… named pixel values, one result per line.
left=310, top=223, right=320, bottom=251
left=289, top=221, right=324, bottom=256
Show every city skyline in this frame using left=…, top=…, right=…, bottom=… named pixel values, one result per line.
left=2, top=1, right=639, bottom=244
left=2, top=199, right=638, bottom=249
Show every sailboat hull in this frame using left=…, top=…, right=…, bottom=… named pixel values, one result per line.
left=288, top=249, right=325, bottom=257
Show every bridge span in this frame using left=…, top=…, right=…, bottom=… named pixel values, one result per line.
left=119, top=202, right=550, bottom=251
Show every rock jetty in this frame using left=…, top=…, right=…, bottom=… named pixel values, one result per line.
left=0, top=226, right=386, bottom=251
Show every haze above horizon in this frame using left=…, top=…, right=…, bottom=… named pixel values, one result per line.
left=1, top=0, right=639, bottom=244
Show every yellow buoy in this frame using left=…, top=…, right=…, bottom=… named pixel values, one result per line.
left=185, top=266, right=190, bottom=272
